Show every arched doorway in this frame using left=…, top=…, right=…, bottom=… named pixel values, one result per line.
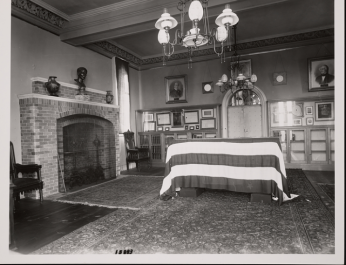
left=221, top=86, right=268, bottom=138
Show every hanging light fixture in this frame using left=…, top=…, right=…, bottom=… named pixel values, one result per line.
left=155, top=1, right=239, bottom=68
left=216, top=24, right=258, bottom=93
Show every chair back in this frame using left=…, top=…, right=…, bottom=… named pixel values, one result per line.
left=10, top=142, right=16, bottom=182
left=123, top=130, right=136, bottom=150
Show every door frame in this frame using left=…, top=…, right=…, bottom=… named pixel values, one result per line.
left=221, top=86, right=268, bottom=138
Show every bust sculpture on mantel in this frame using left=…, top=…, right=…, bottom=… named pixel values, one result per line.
left=74, top=67, right=90, bottom=101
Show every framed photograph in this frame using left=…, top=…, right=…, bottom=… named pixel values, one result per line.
left=195, top=125, right=200, bottom=130
left=184, top=110, right=199, bottom=124
left=143, top=121, right=156, bottom=132
left=305, top=106, right=313, bottom=115
left=189, top=126, right=195, bottom=130
left=306, top=117, right=314, bottom=125
left=201, top=118, right=216, bottom=129
left=230, top=59, right=252, bottom=79
left=156, top=112, right=171, bottom=126
left=157, top=126, right=163, bottom=131
left=315, top=102, right=334, bottom=121
left=202, top=81, right=214, bottom=94
left=172, top=111, right=184, bottom=127
left=165, top=127, right=170, bottom=131
left=293, top=119, right=302, bottom=126
left=184, top=125, right=188, bottom=130
left=201, top=108, right=214, bottom=118
left=143, top=113, right=154, bottom=121
left=308, top=56, right=334, bottom=91
left=165, top=75, right=188, bottom=104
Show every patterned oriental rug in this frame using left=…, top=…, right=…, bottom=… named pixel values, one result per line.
left=55, top=176, right=163, bottom=210
left=35, top=169, right=334, bottom=254
left=317, top=183, right=335, bottom=202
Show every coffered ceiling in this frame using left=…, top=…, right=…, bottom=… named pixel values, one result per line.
left=11, top=0, right=334, bottom=69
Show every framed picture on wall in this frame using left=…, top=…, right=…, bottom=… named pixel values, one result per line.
left=293, top=119, right=302, bottom=126
left=308, top=56, right=334, bottom=91
left=230, top=59, right=252, bottom=79
left=315, top=102, right=334, bottom=121
left=306, top=117, right=314, bottom=125
left=184, top=110, right=199, bottom=124
left=143, top=121, right=156, bottom=132
left=143, top=113, right=154, bottom=121
left=201, top=108, right=214, bottom=118
left=165, top=75, right=188, bottom=104
left=305, top=106, right=313, bottom=115
left=172, top=111, right=184, bottom=127
left=201, top=118, right=216, bottom=129
left=156, top=112, right=171, bottom=126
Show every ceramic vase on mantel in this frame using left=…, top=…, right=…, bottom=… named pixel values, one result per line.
left=105, top=91, right=114, bottom=104
left=44, top=76, right=60, bottom=97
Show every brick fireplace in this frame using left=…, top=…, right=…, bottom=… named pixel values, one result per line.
left=18, top=78, right=120, bottom=197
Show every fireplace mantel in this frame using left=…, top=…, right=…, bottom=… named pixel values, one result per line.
left=18, top=93, right=120, bottom=110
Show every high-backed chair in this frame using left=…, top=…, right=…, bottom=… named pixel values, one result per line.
left=10, top=142, right=44, bottom=203
left=123, top=130, right=151, bottom=171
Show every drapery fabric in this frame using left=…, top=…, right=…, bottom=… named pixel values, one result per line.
left=116, top=57, right=130, bottom=132
left=160, top=141, right=290, bottom=205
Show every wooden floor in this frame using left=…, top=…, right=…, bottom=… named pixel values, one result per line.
left=10, top=168, right=334, bottom=254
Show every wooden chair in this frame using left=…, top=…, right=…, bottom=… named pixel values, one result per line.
left=10, top=141, right=44, bottom=203
left=123, top=130, right=151, bottom=171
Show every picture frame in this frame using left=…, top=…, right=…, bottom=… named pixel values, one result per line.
left=201, top=108, right=214, bottom=118
left=230, top=59, right=252, bottom=79
left=293, top=119, right=302, bottom=126
left=315, top=102, right=334, bottom=121
left=143, top=121, right=156, bottom=132
left=195, top=125, right=200, bottom=130
left=201, top=118, right=216, bottom=129
left=189, top=126, right=195, bottom=130
left=202, top=81, right=214, bottom=94
left=165, top=127, right=170, bottom=131
left=184, top=125, right=188, bottom=130
left=143, top=113, right=154, bottom=121
left=308, top=56, right=334, bottom=91
left=306, top=117, right=314, bottom=125
left=305, top=106, right=313, bottom=115
left=165, top=75, right=188, bottom=104
left=157, top=126, right=163, bottom=131
left=184, top=110, right=199, bottom=124
left=156, top=112, right=171, bottom=126
left=172, top=111, right=184, bottom=127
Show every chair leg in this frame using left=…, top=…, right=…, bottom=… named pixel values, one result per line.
left=39, top=189, right=43, bottom=203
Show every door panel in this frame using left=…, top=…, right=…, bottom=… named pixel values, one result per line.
left=244, top=105, right=262, bottom=137
left=227, top=106, right=244, bottom=138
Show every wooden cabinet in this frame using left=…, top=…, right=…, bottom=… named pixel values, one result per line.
left=270, top=126, right=334, bottom=170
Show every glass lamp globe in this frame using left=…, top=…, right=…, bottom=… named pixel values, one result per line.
left=188, top=0, right=203, bottom=21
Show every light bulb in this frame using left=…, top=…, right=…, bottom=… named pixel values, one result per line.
left=216, top=26, right=227, bottom=42
left=158, top=29, right=169, bottom=44
left=188, top=0, right=203, bottom=21
left=251, top=74, right=257, bottom=83
left=221, top=74, right=228, bottom=82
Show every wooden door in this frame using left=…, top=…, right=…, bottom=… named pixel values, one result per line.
left=227, top=105, right=262, bottom=138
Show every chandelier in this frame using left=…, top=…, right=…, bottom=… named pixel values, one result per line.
left=216, top=25, right=258, bottom=93
left=155, top=0, right=239, bottom=68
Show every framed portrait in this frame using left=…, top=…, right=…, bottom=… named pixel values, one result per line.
left=293, top=119, right=302, bottom=126
left=315, top=102, right=334, bottom=121
left=306, top=117, right=314, bottom=125
left=305, top=106, right=313, bottom=115
left=143, top=113, right=154, bottom=121
left=157, top=126, right=163, bottom=131
left=201, top=108, right=214, bottom=118
left=189, top=126, right=195, bottom=130
left=308, top=56, right=334, bottom=91
left=201, top=118, right=216, bottom=129
left=172, top=111, right=184, bottom=127
left=165, top=75, right=188, bottom=104
left=143, top=121, right=156, bottom=132
left=184, top=110, right=199, bottom=124
left=156, top=112, right=171, bottom=126
left=230, top=59, right=252, bottom=79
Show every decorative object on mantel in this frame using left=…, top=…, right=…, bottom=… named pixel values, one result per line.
left=74, top=67, right=90, bottom=101
left=44, top=76, right=60, bottom=97
left=105, top=91, right=114, bottom=104
left=155, top=1, right=239, bottom=68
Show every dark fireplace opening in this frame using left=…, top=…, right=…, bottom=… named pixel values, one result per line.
left=58, top=115, right=116, bottom=192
